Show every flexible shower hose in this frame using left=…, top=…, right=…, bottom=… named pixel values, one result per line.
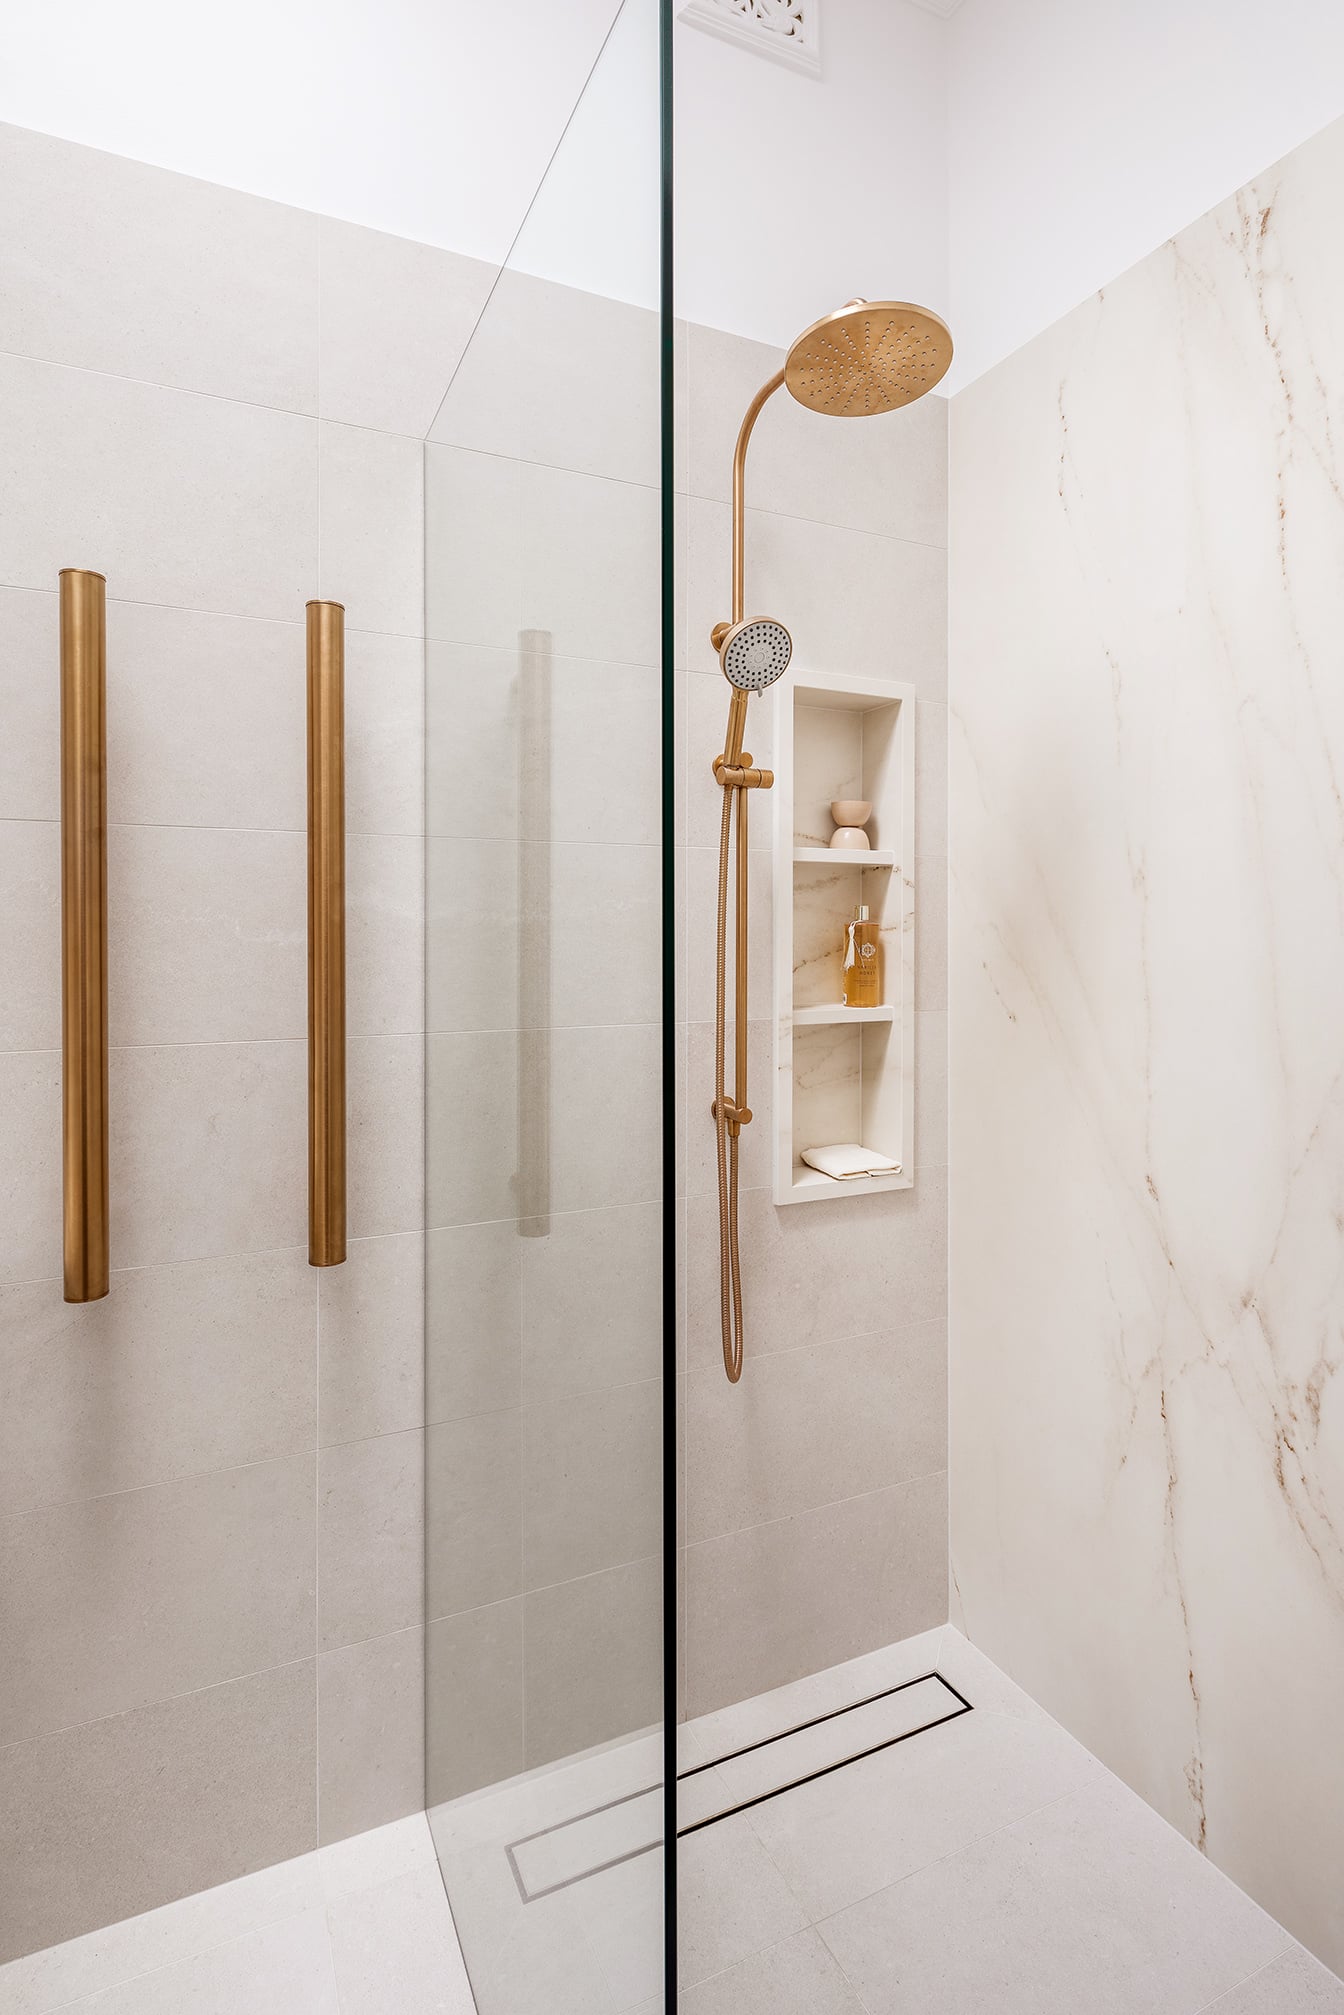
left=714, top=780, right=746, bottom=1383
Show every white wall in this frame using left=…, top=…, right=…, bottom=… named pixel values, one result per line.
left=947, top=0, right=1344, bottom=388
left=0, top=0, right=625, bottom=265
left=673, top=0, right=949, bottom=349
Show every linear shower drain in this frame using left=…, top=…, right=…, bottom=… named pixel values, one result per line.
left=506, top=1669, right=972, bottom=1902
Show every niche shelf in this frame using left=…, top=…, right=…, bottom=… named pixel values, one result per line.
left=772, top=670, right=915, bottom=1206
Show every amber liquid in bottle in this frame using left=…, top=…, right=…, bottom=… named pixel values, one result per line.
left=843, top=904, right=881, bottom=1008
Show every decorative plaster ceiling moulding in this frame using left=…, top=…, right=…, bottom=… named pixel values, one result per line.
left=679, top=0, right=822, bottom=79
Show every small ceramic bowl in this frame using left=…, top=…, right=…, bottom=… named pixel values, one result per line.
left=830, top=799, right=871, bottom=829
left=829, top=827, right=871, bottom=851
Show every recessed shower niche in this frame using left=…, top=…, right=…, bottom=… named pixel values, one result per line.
left=772, top=671, right=915, bottom=1204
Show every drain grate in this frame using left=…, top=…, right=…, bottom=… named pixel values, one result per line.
left=506, top=1668, right=972, bottom=1902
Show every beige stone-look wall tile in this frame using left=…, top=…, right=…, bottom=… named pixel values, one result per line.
left=684, top=493, right=947, bottom=690
left=0, top=123, right=318, bottom=413
left=317, top=1430, right=424, bottom=1654
left=519, top=1200, right=663, bottom=1404
left=110, top=1040, right=308, bottom=1270
left=107, top=825, right=307, bottom=1047
left=519, top=278, right=661, bottom=490
left=317, top=421, right=423, bottom=638
left=522, top=1556, right=663, bottom=1769
left=677, top=306, right=951, bottom=1724
left=545, top=658, right=662, bottom=848
left=346, top=832, right=425, bottom=1039
left=319, top=1232, right=424, bottom=1447
left=546, top=841, right=661, bottom=1027
left=0, top=1248, right=315, bottom=1516
left=424, top=1029, right=518, bottom=1228
left=521, top=1380, right=663, bottom=1591
left=685, top=1322, right=947, bottom=1545
left=424, top=445, right=521, bottom=649
left=425, top=836, right=517, bottom=1035
left=347, top=1033, right=425, bottom=1240
left=0, top=354, right=317, bottom=619
left=429, top=271, right=660, bottom=491
left=0, top=1454, right=316, bottom=1745
left=318, top=217, right=496, bottom=438
left=425, top=1601, right=523, bottom=1805
left=0, top=817, right=60, bottom=1050
left=0, top=1659, right=317, bottom=1965
left=685, top=1174, right=948, bottom=1376
left=104, top=602, right=307, bottom=832
left=345, top=630, right=425, bottom=838
left=425, top=1411, right=522, bottom=1619
left=424, top=640, right=516, bottom=840
left=521, top=463, right=661, bottom=667
left=0, top=1047, right=61, bottom=1284
left=425, top=1218, right=523, bottom=1424
left=0, top=127, right=432, bottom=1950
left=549, top=1022, right=662, bottom=1215
left=683, top=1472, right=948, bottom=1718
left=0, top=589, right=59, bottom=820
left=317, top=1626, right=424, bottom=1846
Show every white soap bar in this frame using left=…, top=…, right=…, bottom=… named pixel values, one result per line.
left=800, top=1142, right=902, bottom=1180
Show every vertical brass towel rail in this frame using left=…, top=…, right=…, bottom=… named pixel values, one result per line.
left=60, top=569, right=110, bottom=1304
left=307, top=601, right=346, bottom=1267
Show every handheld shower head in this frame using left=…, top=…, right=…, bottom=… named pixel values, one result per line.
left=718, top=616, right=792, bottom=693
left=785, top=299, right=952, bottom=417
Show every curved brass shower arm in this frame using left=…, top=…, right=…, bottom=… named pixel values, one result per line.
left=729, top=367, right=785, bottom=625
left=710, top=367, right=786, bottom=776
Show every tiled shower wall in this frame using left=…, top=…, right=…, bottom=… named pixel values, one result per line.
left=422, top=269, right=668, bottom=1799
left=0, top=123, right=491, bottom=1961
left=677, top=325, right=950, bottom=1717
left=949, top=113, right=1344, bottom=1974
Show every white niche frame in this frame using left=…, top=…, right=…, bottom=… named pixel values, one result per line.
left=772, top=669, right=915, bottom=1205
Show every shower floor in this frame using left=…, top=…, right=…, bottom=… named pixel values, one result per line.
left=5, top=1632, right=1341, bottom=2013
left=429, top=1624, right=1344, bottom=2015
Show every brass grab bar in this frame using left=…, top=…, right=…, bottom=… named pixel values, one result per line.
left=307, top=601, right=346, bottom=1267
left=60, top=569, right=110, bottom=1303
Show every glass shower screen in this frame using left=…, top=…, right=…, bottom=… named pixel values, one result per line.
left=422, top=1, right=672, bottom=2005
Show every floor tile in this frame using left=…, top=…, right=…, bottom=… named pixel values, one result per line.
left=317, top=1817, right=437, bottom=1906
left=1200, top=1947, right=1344, bottom=2011
left=817, top=1772, right=1291, bottom=2015
left=570, top=1849, right=666, bottom=2011
left=432, top=1838, right=617, bottom=2015
left=745, top=1690, right=1102, bottom=1920
left=326, top=1865, right=474, bottom=2015
left=0, top=1853, right=323, bottom=2014
left=676, top=1814, right=806, bottom=1988
left=69, top=1909, right=340, bottom=2014
left=680, top=1927, right=866, bottom=2015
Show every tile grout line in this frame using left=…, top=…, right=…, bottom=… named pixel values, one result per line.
left=798, top=1773, right=1104, bottom=1951
left=0, top=1651, right=319, bottom=1761
left=1187, top=1942, right=1309, bottom=2015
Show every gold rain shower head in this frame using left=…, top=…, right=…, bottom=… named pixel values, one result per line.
left=784, top=299, right=954, bottom=417
left=710, top=296, right=953, bottom=1386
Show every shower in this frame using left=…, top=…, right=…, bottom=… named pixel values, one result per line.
left=710, top=298, right=953, bottom=1383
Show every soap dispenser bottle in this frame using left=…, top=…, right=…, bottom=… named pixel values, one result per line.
left=842, top=904, right=881, bottom=1008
